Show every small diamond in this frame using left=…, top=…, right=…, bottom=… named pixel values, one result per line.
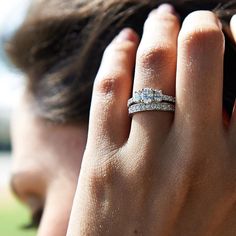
left=151, top=103, right=156, bottom=109
left=154, top=90, right=162, bottom=102
left=134, top=92, right=141, bottom=103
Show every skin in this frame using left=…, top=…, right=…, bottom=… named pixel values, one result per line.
left=10, top=3, right=236, bottom=236
left=67, top=5, right=236, bottom=236
left=11, top=94, right=87, bottom=236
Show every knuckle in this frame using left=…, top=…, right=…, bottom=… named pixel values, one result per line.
left=104, top=39, right=136, bottom=60
left=137, top=44, right=176, bottom=69
left=179, top=26, right=224, bottom=51
left=107, top=40, right=135, bottom=54
left=94, top=74, right=122, bottom=95
left=94, top=41, right=134, bottom=96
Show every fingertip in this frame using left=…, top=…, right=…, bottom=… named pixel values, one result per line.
left=115, top=28, right=139, bottom=44
left=230, top=15, right=236, bottom=41
left=231, top=14, right=236, bottom=26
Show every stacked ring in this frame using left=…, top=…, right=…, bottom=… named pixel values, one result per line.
left=128, top=88, right=176, bottom=115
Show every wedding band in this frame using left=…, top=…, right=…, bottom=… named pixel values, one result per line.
left=128, top=88, right=175, bottom=107
left=128, top=102, right=175, bottom=115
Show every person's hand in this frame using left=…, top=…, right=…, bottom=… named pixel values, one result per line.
left=67, top=5, right=236, bottom=235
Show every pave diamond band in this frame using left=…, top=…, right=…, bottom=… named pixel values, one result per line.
left=128, top=102, right=175, bottom=115
left=128, top=88, right=175, bottom=107
left=128, top=88, right=176, bottom=115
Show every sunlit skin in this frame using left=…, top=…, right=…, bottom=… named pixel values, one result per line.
left=68, top=8, right=236, bottom=236
left=11, top=94, right=87, bottom=236
left=9, top=4, right=236, bottom=236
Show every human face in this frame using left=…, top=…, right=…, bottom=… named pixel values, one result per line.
left=10, top=94, right=88, bottom=236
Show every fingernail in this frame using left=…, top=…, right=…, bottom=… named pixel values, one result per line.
left=116, top=28, right=138, bottom=43
left=156, top=3, right=176, bottom=14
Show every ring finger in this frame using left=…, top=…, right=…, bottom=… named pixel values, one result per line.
left=129, top=4, right=180, bottom=147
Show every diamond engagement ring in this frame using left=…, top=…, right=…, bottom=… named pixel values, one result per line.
left=128, top=102, right=175, bottom=115
left=127, top=88, right=175, bottom=107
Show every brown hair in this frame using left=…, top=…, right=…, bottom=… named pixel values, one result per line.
left=6, top=0, right=236, bottom=123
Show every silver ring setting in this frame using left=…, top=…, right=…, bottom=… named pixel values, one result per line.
left=129, top=102, right=175, bottom=115
left=127, top=88, right=175, bottom=107
left=128, top=88, right=175, bottom=115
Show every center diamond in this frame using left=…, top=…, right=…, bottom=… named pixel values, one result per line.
left=141, top=88, right=154, bottom=104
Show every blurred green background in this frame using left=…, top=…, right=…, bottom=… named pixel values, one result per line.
left=0, top=188, right=37, bottom=236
